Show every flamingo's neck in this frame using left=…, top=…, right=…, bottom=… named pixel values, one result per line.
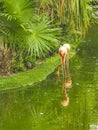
left=62, top=56, right=65, bottom=64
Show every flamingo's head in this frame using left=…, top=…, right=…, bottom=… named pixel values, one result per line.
left=63, top=44, right=70, bottom=52
left=59, top=46, right=67, bottom=57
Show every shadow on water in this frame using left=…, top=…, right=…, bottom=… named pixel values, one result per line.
left=0, top=25, right=98, bottom=130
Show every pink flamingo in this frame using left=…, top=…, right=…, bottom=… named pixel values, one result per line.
left=57, top=43, right=71, bottom=77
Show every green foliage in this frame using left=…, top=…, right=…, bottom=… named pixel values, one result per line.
left=11, top=52, right=36, bottom=72
left=37, top=0, right=95, bottom=37
left=0, top=0, right=34, bottom=44
left=11, top=53, right=26, bottom=73
left=25, top=16, right=60, bottom=57
left=0, top=0, right=60, bottom=58
left=0, top=0, right=97, bottom=74
left=23, top=54, right=36, bottom=69
left=91, top=0, right=98, bottom=5
left=0, top=55, right=60, bottom=91
left=0, top=0, right=33, bottom=23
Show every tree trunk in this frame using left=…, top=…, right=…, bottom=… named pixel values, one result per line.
left=0, top=47, right=11, bottom=76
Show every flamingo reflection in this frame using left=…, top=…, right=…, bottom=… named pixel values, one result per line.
left=61, top=71, right=72, bottom=107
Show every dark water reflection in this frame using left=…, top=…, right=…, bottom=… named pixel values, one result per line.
left=0, top=25, right=98, bottom=130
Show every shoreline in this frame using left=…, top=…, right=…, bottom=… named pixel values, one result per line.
left=0, top=49, right=76, bottom=92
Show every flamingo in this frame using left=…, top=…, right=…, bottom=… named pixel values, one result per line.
left=59, top=46, right=67, bottom=65
left=57, top=43, right=71, bottom=77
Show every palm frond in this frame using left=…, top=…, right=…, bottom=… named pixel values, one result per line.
left=1, top=0, right=34, bottom=23
left=25, top=17, right=60, bottom=57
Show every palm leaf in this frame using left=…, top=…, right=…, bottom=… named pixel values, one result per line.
left=1, top=0, right=34, bottom=23
left=25, top=17, right=60, bottom=57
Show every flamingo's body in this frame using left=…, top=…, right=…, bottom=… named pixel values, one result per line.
left=59, top=46, right=67, bottom=64
left=59, top=46, right=67, bottom=57
left=63, top=44, right=70, bottom=52
left=59, top=43, right=70, bottom=64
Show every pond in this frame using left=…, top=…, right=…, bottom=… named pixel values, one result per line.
left=0, top=25, right=98, bottom=130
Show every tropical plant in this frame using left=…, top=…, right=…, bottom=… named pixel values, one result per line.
left=0, top=0, right=97, bottom=75
left=0, top=0, right=60, bottom=75
left=24, top=16, right=60, bottom=57
left=37, top=0, right=94, bottom=37
left=0, top=0, right=34, bottom=75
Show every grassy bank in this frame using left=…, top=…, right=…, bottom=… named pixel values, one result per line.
left=0, top=50, right=76, bottom=92
left=0, top=55, right=60, bottom=92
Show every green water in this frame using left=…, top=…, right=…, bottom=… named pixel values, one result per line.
left=0, top=25, right=98, bottom=130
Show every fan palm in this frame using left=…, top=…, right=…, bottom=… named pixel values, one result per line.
left=0, top=0, right=60, bottom=74
left=0, top=0, right=34, bottom=74
left=0, top=0, right=60, bottom=55
left=0, top=0, right=33, bottom=49
left=24, top=17, right=60, bottom=57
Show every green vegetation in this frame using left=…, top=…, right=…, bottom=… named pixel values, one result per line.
left=0, top=0, right=97, bottom=75
left=0, top=55, right=60, bottom=91
left=0, top=0, right=97, bottom=90
left=0, top=45, right=76, bottom=91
